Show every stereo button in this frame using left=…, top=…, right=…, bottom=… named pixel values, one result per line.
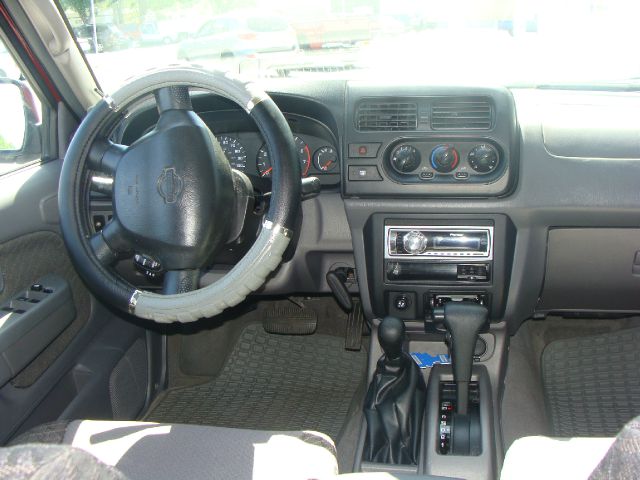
left=403, top=231, right=427, bottom=255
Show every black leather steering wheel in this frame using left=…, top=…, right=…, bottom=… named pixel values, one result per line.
left=59, top=67, right=300, bottom=323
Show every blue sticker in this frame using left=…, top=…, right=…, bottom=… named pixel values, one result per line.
left=411, top=352, right=451, bottom=369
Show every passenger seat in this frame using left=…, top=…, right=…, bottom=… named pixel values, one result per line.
left=501, top=415, right=640, bottom=480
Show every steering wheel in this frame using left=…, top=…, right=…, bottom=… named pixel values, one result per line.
left=59, top=67, right=300, bottom=323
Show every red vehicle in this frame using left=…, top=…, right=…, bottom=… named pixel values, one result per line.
left=293, top=14, right=380, bottom=49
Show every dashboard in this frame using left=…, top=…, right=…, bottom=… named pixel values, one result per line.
left=97, top=80, right=640, bottom=335
left=342, top=85, right=518, bottom=197
left=118, top=95, right=341, bottom=187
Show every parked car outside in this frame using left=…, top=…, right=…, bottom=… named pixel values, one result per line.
left=121, top=23, right=181, bottom=46
left=293, top=13, right=379, bottom=49
left=74, top=24, right=130, bottom=53
left=177, top=11, right=298, bottom=61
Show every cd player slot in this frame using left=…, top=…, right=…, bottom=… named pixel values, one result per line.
left=386, top=261, right=490, bottom=283
left=428, top=292, right=489, bottom=309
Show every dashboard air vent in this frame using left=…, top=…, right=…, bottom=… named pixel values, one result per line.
left=431, top=98, right=493, bottom=130
left=356, top=101, right=418, bottom=131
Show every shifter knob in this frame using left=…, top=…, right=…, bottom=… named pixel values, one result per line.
left=379, top=316, right=405, bottom=361
left=442, top=302, right=488, bottom=415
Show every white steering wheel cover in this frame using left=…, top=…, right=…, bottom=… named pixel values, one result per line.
left=102, top=67, right=290, bottom=323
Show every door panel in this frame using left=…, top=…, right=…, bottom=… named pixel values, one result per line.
left=0, top=32, right=157, bottom=444
left=0, top=230, right=91, bottom=388
left=0, top=164, right=154, bottom=443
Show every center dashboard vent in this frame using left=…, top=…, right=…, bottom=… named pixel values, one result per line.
left=356, top=101, right=418, bottom=131
left=431, top=97, right=493, bottom=130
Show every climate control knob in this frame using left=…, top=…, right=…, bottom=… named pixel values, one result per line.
left=403, top=231, right=427, bottom=254
left=468, top=144, right=499, bottom=173
left=430, top=145, right=459, bottom=173
left=390, top=144, right=421, bottom=173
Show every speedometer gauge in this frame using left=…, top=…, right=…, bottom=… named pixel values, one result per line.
left=256, top=135, right=311, bottom=177
left=216, top=135, right=247, bottom=171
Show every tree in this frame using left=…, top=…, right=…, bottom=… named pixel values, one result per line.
left=0, top=134, right=13, bottom=150
left=208, top=0, right=255, bottom=15
left=60, top=0, right=91, bottom=24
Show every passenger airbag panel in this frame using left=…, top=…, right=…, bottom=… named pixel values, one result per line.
left=542, top=101, right=640, bottom=159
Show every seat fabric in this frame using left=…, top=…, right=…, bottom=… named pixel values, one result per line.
left=8, top=420, right=338, bottom=480
left=502, top=414, right=640, bottom=480
left=0, top=443, right=125, bottom=480
left=589, top=416, right=640, bottom=479
left=501, top=436, right=614, bottom=480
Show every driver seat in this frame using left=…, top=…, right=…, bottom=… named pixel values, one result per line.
left=3, top=420, right=339, bottom=480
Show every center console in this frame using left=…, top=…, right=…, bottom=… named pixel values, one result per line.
left=353, top=213, right=511, bottom=479
left=343, top=82, right=517, bottom=480
left=355, top=316, right=506, bottom=480
left=365, top=213, right=514, bottom=325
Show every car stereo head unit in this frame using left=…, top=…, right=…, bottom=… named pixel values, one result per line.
left=385, top=226, right=493, bottom=260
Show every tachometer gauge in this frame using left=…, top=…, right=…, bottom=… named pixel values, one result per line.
left=216, top=135, right=247, bottom=171
left=294, top=136, right=311, bottom=176
left=256, top=135, right=311, bottom=177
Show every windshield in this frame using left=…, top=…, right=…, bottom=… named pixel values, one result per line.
left=60, top=0, right=640, bottom=92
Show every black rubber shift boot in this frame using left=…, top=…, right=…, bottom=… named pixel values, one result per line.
left=363, top=352, right=427, bottom=465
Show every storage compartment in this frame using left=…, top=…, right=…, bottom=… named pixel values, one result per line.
left=539, top=228, right=640, bottom=312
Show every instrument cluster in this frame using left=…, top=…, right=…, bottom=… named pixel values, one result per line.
left=215, top=132, right=338, bottom=179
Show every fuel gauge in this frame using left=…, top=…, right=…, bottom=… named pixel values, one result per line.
left=314, top=146, right=338, bottom=172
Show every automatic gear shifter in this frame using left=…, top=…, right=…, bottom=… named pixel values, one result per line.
left=441, top=302, right=488, bottom=455
left=363, top=316, right=426, bottom=465
left=442, top=302, right=488, bottom=415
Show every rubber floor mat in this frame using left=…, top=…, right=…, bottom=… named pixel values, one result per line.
left=146, top=324, right=367, bottom=441
left=542, top=327, right=640, bottom=436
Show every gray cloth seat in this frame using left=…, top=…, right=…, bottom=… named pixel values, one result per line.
left=0, top=444, right=126, bottom=480
left=9, top=415, right=640, bottom=479
left=501, top=415, right=640, bottom=480
left=6, top=420, right=339, bottom=480
left=2, top=421, right=458, bottom=480
left=501, top=436, right=615, bottom=480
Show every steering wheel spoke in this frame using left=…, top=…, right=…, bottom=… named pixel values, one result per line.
left=154, top=86, right=192, bottom=114
left=87, top=138, right=127, bottom=175
left=89, top=218, right=131, bottom=266
left=162, top=269, right=200, bottom=294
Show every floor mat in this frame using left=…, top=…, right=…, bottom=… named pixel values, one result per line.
left=146, top=323, right=367, bottom=441
left=542, top=326, right=640, bottom=437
